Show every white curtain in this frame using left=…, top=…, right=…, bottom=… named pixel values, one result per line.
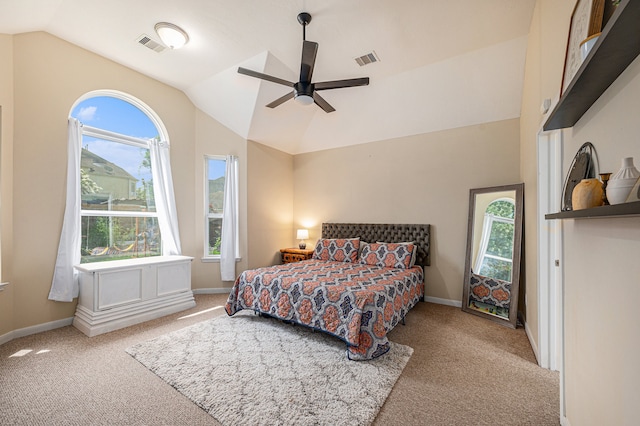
left=473, top=213, right=493, bottom=273
left=220, top=155, right=238, bottom=281
left=49, top=118, right=82, bottom=302
left=149, top=139, right=182, bottom=256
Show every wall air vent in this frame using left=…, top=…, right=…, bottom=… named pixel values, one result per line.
left=354, top=51, right=379, bottom=66
left=136, top=34, right=166, bottom=53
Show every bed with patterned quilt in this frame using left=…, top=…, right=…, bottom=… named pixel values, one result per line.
left=225, top=223, right=430, bottom=360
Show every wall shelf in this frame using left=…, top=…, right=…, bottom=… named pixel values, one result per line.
left=543, top=0, right=640, bottom=131
left=545, top=200, right=640, bottom=220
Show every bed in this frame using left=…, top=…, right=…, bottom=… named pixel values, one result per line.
left=225, top=223, right=430, bottom=360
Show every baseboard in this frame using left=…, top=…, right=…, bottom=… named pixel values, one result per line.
left=424, top=296, right=462, bottom=308
left=561, top=415, right=571, bottom=426
left=0, top=317, right=74, bottom=346
left=193, top=288, right=233, bottom=295
left=524, top=319, right=540, bottom=365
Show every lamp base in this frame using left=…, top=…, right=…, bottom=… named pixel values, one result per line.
left=298, top=242, right=306, bottom=249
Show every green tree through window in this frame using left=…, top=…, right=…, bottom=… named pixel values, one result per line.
left=476, top=200, right=515, bottom=281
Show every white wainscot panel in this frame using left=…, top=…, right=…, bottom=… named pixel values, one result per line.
left=98, top=268, right=142, bottom=310
left=73, top=256, right=195, bottom=337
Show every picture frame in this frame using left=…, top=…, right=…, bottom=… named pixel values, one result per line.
left=561, top=0, right=606, bottom=95
left=625, top=177, right=640, bottom=203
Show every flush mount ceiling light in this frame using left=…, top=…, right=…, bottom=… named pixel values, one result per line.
left=154, top=22, right=189, bottom=49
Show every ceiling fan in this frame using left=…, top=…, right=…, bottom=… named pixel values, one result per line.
left=237, top=12, right=369, bottom=113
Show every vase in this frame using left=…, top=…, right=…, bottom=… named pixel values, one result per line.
left=572, top=178, right=604, bottom=210
left=599, top=173, right=612, bottom=205
left=607, top=157, right=640, bottom=204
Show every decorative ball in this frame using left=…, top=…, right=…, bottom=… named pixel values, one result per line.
left=572, top=178, right=603, bottom=210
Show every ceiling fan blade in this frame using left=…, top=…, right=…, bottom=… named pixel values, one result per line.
left=237, top=67, right=294, bottom=87
left=266, top=91, right=294, bottom=108
left=314, top=77, right=370, bottom=91
left=312, top=92, right=335, bottom=113
left=300, top=41, right=318, bottom=83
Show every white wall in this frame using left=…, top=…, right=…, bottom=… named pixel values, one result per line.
left=521, top=1, right=640, bottom=423
left=562, top=54, right=640, bottom=426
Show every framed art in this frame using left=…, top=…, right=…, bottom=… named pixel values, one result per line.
left=561, top=0, right=606, bottom=95
left=625, top=178, right=640, bottom=203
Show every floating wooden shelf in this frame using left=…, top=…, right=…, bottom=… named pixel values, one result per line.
left=543, top=0, right=640, bottom=131
left=545, top=201, right=640, bottom=220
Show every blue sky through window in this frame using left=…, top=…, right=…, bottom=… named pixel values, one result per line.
left=72, top=96, right=157, bottom=186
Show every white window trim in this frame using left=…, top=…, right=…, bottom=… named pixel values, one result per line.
left=473, top=199, right=516, bottom=277
left=202, top=155, right=240, bottom=262
left=79, top=125, right=161, bottom=258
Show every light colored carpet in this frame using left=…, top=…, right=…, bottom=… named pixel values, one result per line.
left=126, top=311, right=413, bottom=426
left=0, top=295, right=559, bottom=425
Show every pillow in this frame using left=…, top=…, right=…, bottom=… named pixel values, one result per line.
left=312, top=238, right=360, bottom=263
left=360, top=242, right=416, bottom=269
left=376, top=241, right=417, bottom=268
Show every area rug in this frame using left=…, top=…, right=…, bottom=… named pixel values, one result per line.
left=126, top=311, right=413, bottom=426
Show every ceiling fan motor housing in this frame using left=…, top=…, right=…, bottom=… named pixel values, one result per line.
left=294, top=82, right=313, bottom=98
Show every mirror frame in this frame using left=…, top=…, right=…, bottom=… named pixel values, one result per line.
left=461, top=183, right=524, bottom=328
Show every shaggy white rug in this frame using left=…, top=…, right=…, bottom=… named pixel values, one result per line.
left=126, top=311, right=413, bottom=426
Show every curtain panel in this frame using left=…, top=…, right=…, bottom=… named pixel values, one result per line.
left=220, top=155, right=238, bottom=281
left=49, top=118, right=82, bottom=302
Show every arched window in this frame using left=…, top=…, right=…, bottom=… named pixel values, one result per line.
left=70, top=92, right=167, bottom=263
left=50, top=90, right=181, bottom=301
left=473, top=198, right=515, bottom=281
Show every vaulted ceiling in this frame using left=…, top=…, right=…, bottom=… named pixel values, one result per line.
left=1, top=0, right=536, bottom=154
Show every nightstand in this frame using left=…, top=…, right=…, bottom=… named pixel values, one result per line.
left=280, top=248, right=314, bottom=264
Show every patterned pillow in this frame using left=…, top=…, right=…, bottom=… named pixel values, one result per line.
left=359, top=242, right=416, bottom=269
left=376, top=241, right=417, bottom=267
left=312, top=238, right=360, bottom=263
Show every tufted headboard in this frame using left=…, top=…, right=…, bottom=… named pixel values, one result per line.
left=321, top=223, right=431, bottom=267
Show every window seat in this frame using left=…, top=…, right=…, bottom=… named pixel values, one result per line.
left=73, top=255, right=194, bottom=337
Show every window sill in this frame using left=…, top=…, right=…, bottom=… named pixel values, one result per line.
left=201, top=257, right=242, bottom=263
left=75, top=255, right=194, bottom=273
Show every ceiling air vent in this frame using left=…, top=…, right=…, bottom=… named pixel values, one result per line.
left=136, top=34, right=166, bottom=53
left=354, top=51, right=379, bottom=66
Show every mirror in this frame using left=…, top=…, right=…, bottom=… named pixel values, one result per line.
left=462, top=183, right=524, bottom=328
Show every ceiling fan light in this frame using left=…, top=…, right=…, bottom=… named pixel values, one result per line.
left=295, top=94, right=314, bottom=106
left=155, top=22, right=189, bottom=49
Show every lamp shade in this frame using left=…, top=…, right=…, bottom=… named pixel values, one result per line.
left=155, top=22, right=189, bottom=49
left=296, top=229, right=309, bottom=240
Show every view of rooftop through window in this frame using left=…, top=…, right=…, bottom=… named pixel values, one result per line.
left=73, top=95, right=163, bottom=263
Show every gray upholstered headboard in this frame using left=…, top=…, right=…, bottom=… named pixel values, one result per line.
left=321, top=223, right=431, bottom=266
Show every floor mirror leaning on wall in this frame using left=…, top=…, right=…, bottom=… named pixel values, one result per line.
left=461, top=183, right=524, bottom=328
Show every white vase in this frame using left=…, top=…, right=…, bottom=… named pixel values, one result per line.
left=606, top=157, right=640, bottom=204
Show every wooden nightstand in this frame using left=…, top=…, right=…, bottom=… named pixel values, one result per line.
left=280, top=248, right=314, bottom=264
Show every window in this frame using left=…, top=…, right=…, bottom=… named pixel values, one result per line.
left=473, top=199, right=515, bottom=282
left=72, top=96, right=162, bottom=263
left=204, top=156, right=238, bottom=259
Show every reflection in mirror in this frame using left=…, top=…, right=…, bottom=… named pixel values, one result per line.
left=462, top=184, right=524, bottom=328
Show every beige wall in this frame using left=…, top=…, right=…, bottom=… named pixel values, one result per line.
left=247, top=140, right=294, bottom=269
left=4, top=31, right=252, bottom=334
left=0, top=34, right=14, bottom=336
left=521, top=0, right=640, bottom=423
left=293, top=119, right=521, bottom=303
left=192, top=109, right=248, bottom=290
left=519, top=0, right=576, bottom=348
